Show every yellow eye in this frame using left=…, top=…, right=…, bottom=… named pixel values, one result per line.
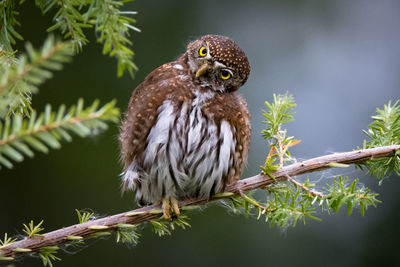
left=199, top=46, right=208, bottom=57
left=220, top=69, right=232, bottom=80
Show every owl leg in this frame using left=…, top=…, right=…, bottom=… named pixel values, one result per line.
left=162, top=197, right=180, bottom=220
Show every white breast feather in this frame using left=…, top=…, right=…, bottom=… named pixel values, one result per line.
left=131, top=92, right=236, bottom=203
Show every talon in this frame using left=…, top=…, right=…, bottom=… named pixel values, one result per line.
left=162, top=198, right=171, bottom=220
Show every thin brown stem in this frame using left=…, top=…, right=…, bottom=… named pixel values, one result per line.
left=239, top=190, right=267, bottom=210
left=1, top=145, right=399, bottom=260
left=285, top=174, right=326, bottom=198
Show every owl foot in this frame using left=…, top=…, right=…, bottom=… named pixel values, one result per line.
left=171, top=197, right=180, bottom=217
left=162, top=197, right=181, bottom=220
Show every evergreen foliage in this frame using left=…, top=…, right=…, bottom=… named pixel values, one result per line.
left=233, top=93, right=393, bottom=228
left=39, top=245, right=60, bottom=267
left=229, top=175, right=380, bottom=228
left=0, top=233, right=17, bottom=250
left=260, top=93, right=300, bottom=173
left=116, top=224, right=140, bottom=244
left=0, top=1, right=125, bottom=169
left=0, top=0, right=23, bottom=52
left=22, top=220, right=45, bottom=238
left=0, top=99, right=119, bottom=169
left=76, top=209, right=95, bottom=224
left=0, top=0, right=139, bottom=77
left=0, top=0, right=131, bottom=265
left=360, top=100, right=400, bottom=180
left=84, top=0, right=140, bottom=76
left=0, top=35, right=74, bottom=117
left=151, top=216, right=191, bottom=237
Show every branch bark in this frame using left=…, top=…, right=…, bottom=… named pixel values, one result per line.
left=1, top=145, right=399, bottom=259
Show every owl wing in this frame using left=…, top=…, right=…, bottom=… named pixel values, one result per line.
left=119, top=61, right=192, bottom=170
left=203, top=93, right=251, bottom=185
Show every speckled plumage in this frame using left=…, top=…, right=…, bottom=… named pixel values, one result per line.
left=202, top=35, right=250, bottom=83
left=119, top=35, right=251, bottom=206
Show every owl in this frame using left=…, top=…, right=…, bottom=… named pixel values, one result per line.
left=119, top=34, right=251, bottom=219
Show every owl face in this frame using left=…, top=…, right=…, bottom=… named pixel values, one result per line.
left=186, top=35, right=250, bottom=92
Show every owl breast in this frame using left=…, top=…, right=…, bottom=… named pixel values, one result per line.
left=127, top=90, right=237, bottom=205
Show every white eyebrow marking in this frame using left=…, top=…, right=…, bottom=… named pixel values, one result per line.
left=214, top=61, right=227, bottom=68
left=214, top=61, right=233, bottom=78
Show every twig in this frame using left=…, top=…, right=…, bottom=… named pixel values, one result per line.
left=239, top=190, right=267, bottom=210
left=1, top=145, right=399, bottom=259
left=285, top=174, right=326, bottom=198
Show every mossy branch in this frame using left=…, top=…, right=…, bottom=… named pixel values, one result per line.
left=1, top=144, right=398, bottom=261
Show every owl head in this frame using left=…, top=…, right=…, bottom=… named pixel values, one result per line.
left=186, top=34, right=251, bottom=92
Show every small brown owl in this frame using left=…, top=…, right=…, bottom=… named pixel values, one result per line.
left=119, top=34, right=251, bottom=219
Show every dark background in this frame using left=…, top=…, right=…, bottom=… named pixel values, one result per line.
left=2, top=0, right=400, bottom=266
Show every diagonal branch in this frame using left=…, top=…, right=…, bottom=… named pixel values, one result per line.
left=1, top=145, right=399, bottom=260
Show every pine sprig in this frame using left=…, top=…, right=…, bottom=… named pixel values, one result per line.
left=151, top=216, right=191, bottom=237
left=0, top=233, right=17, bottom=249
left=1, top=0, right=139, bottom=78
left=76, top=209, right=95, bottom=223
left=0, top=1, right=24, bottom=52
left=84, top=0, right=140, bottom=77
left=230, top=186, right=321, bottom=228
left=360, top=100, right=400, bottom=180
left=43, top=0, right=139, bottom=76
left=45, top=0, right=90, bottom=51
left=261, top=92, right=300, bottom=172
left=0, top=99, right=120, bottom=169
left=323, top=176, right=380, bottom=216
left=0, top=35, right=74, bottom=117
left=262, top=93, right=296, bottom=140
left=39, top=246, right=60, bottom=267
left=230, top=175, right=380, bottom=228
left=116, top=224, right=140, bottom=244
left=22, top=220, right=45, bottom=238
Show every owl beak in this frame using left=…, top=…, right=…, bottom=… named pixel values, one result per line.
left=195, top=63, right=212, bottom=77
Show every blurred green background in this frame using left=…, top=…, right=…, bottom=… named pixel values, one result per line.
left=2, top=0, right=400, bottom=266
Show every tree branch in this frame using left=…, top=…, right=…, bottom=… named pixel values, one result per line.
left=1, top=145, right=399, bottom=260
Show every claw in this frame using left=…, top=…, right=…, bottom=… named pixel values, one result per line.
left=161, top=197, right=180, bottom=220
left=170, top=197, right=180, bottom=217
left=162, top=198, right=171, bottom=220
